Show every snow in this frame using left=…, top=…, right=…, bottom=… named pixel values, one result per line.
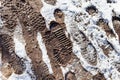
left=0, top=0, right=120, bottom=80
left=37, top=32, right=53, bottom=74
left=8, top=71, right=33, bottom=80
left=0, top=1, right=4, bottom=29
left=107, top=38, right=120, bottom=53
left=41, top=0, right=120, bottom=79
left=6, top=23, right=34, bottom=80
left=0, top=19, right=3, bottom=29
left=60, top=66, right=69, bottom=77
left=13, top=20, right=31, bottom=61
left=14, top=38, right=27, bottom=58
left=0, top=1, right=1, bottom=7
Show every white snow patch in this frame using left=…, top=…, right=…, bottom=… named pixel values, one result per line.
left=13, top=21, right=31, bottom=61
left=8, top=71, right=32, bottom=80
left=7, top=37, right=35, bottom=79
left=14, top=38, right=28, bottom=59
left=0, top=17, right=4, bottom=29
left=60, top=66, right=69, bottom=77
left=9, top=23, right=34, bottom=80
left=37, top=32, right=53, bottom=74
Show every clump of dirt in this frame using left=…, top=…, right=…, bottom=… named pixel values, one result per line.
left=86, top=5, right=98, bottom=15
left=0, top=63, right=14, bottom=78
left=54, top=8, right=65, bottom=24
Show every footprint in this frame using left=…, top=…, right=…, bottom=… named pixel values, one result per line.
left=65, top=71, right=77, bottom=80
left=92, top=72, right=106, bottom=80
left=44, top=21, right=72, bottom=66
left=70, top=27, right=97, bottom=66
left=42, top=74, right=56, bottom=80
left=0, top=34, right=26, bottom=74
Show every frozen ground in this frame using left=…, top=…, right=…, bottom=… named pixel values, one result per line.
left=0, top=0, right=120, bottom=80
